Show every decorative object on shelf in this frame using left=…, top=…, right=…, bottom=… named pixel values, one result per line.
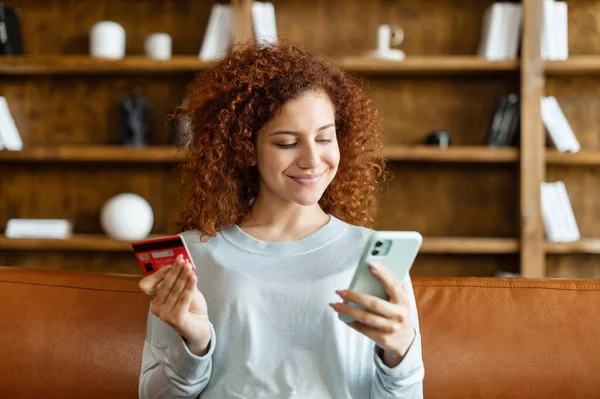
left=120, top=92, right=151, bottom=147
left=486, top=94, right=520, bottom=147
left=0, top=4, right=24, bottom=55
left=425, top=130, right=450, bottom=149
left=100, top=193, right=154, bottom=241
left=144, top=33, right=172, bottom=60
left=364, top=24, right=405, bottom=61
left=170, top=98, right=193, bottom=148
left=90, top=21, right=126, bottom=59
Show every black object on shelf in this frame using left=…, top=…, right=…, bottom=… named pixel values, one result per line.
left=0, top=4, right=25, bottom=55
left=425, top=130, right=451, bottom=148
left=120, top=93, right=152, bottom=147
left=486, top=94, right=520, bottom=147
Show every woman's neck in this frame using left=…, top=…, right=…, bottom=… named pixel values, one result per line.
left=237, top=199, right=330, bottom=242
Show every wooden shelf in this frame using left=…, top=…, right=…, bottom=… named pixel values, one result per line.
left=0, top=234, right=147, bottom=252
left=338, top=56, right=519, bottom=76
left=421, top=237, right=519, bottom=254
left=546, top=239, right=600, bottom=254
left=0, top=145, right=517, bottom=164
left=0, top=55, right=216, bottom=75
left=545, top=56, right=600, bottom=75
left=0, top=55, right=519, bottom=76
left=546, top=149, right=600, bottom=166
left=384, top=145, right=518, bottom=163
left=0, top=146, right=185, bottom=163
left=0, top=235, right=519, bottom=254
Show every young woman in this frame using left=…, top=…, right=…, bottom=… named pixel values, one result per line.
left=138, top=41, right=424, bottom=398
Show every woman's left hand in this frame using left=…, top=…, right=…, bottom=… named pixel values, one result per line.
left=330, top=262, right=416, bottom=368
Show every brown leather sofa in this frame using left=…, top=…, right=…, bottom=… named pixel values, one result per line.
left=1, top=266, right=599, bottom=398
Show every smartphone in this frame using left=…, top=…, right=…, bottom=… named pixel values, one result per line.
left=131, top=234, right=195, bottom=276
left=338, top=231, right=422, bottom=323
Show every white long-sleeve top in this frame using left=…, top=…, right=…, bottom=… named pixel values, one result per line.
left=139, top=214, right=424, bottom=398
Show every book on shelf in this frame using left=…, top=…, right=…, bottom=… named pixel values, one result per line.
left=541, top=181, right=580, bottom=243
left=542, top=0, right=568, bottom=61
left=0, top=96, right=23, bottom=151
left=199, top=2, right=278, bottom=61
left=477, top=2, right=522, bottom=61
left=540, top=96, right=580, bottom=153
left=486, top=94, right=520, bottom=147
left=199, top=3, right=232, bottom=61
left=252, top=1, right=278, bottom=47
left=5, top=219, right=73, bottom=239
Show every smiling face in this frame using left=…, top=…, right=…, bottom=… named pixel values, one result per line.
left=254, top=90, right=340, bottom=207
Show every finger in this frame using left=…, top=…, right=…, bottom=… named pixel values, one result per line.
left=138, top=265, right=172, bottom=298
left=178, top=273, right=201, bottom=315
left=331, top=302, right=397, bottom=333
left=155, top=255, right=185, bottom=306
left=164, top=261, right=193, bottom=312
left=346, top=320, right=385, bottom=343
left=369, top=263, right=402, bottom=304
left=337, top=289, right=402, bottom=320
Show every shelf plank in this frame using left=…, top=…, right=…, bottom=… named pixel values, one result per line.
left=422, top=237, right=519, bottom=254
left=0, top=235, right=519, bottom=254
left=545, top=56, right=600, bottom=75
left=0, top=145, right=518, bottom=164
left=338, top=56, right=519, bottom=76
left=0, top=235, right=142, bottom=252
left=383, top=145, right=518, bottom=163
left=0, top=55, right=216, bottom=75
left=545, top=149, right=600, bottom=165
left=0, top=146, right=185, bottom=163
left=546, top=239, right=600, bottom=254
left=0, top=55, right=519, bottom=76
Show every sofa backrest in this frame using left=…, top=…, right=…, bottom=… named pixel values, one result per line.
left=1, top=267, right=599, bottom=398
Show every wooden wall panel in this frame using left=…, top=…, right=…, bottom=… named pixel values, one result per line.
left=376, top=163, right=519, bottom=237
left=411, top=254, right=518, bottom=277
left=365, top=76, right=519, bottom=145
left=272, top=0, right=499, bottom=57
left=0, top=251, right=141, bottom=274
left=3, top=0, right=216, bottom=55
left=546, top=255, right=600, bottom=278
left=0, top=75, right=192, bottom=145
left=545, top=76, right=600, bottom=149
left=561, top=0, right=600, bottom=55
left=0, top=164, right=180, bottom=234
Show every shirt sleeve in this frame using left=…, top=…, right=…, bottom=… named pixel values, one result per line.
left=139, top=306, right=217, bottom=399
left=370, top=274, right=425, bottom=398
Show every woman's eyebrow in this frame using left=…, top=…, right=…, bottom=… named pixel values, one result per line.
left=269, top=123, right=335, bottom=137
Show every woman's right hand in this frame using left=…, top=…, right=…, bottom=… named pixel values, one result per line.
left=138, top=254, right=211, bottom=356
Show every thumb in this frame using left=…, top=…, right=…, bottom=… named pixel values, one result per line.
left=138, top=265, right=172, bottom=298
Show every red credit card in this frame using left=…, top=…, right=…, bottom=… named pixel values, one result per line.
left=131, top=234, right=195, bottom=276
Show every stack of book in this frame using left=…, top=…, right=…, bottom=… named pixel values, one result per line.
left=486, top=94, right=520, bottom=147
left=5, top=219, right=73, bottom=239
left=199, top=1, right=278, bottom=61
left=0, top=96, right=23, bottom=151
left=541, top=181, right=580, bottom=243
left=541, top=96, right=580, bottom=153
left=477, top=2, right=523, bottom=61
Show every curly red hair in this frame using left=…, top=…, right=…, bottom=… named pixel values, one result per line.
left=170, top=40, right=388, bottom=240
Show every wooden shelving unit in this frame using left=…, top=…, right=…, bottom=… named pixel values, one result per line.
left=0, top=55, right=517, bottom=76
left=0, top=145, right=518, bottom=163
left=1, top=0, right=597, bottom=278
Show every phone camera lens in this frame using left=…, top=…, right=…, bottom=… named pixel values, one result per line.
left=375, top=241, right=382, bottom=247
left=371, top=250, right=379, bottom=256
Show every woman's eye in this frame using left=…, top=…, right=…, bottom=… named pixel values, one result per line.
left=317, top=139, right=332, bottom=144
left=276, top=143, right=297, bottom=149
